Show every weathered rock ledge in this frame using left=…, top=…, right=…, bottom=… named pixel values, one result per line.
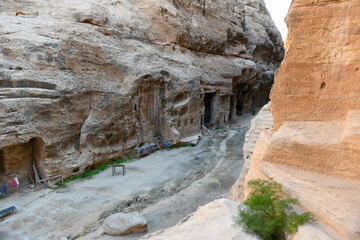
left=140, top=198, right=260, bottom=240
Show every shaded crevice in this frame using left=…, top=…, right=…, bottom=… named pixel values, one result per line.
left=0, top=150, right=5, bottom=175
left=0, top=79, right=57, bottom=90
left=31, top=137, right=46, bottom=180
left=77, top=95, right=92, bottom=150
left=79, top=19, right=103, bottom=27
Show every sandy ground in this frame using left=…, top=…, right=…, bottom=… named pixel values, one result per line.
left=0, top=115, right=253, bottom=240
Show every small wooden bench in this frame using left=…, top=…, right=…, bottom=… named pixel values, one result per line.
left=111, top=164, right=126, bottom=176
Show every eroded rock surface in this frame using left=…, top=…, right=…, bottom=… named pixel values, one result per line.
left=139, top=198, right=260, bottom=240
left=238, top=1, right=360, bottom=239
left=271, top=0, right=360, bottom=129
left=229, top=102, right=272, bottom=201
left=0, top=0, right=283, bottom=184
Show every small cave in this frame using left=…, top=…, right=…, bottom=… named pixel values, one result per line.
left=234, top=83, right=248, bottom=116
left=0, top=150, right=5, bottom=175
left=204, top=92, right=217, bottom=127
left=0, top=137, right=45, bottom=184
left=229, top=95, right=234, bottom=120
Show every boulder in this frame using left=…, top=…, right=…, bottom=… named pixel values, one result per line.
left=103, top=213, right=147, bottom=236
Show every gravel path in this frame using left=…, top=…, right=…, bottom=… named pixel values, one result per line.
left=0, top=115, right=253, bottom=240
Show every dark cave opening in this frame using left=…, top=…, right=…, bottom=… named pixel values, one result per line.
left=204, top=92, right=217, bottom=127
left=234, top=83, right=248, bottom=116
left=0, top=150, right=5, bottom=175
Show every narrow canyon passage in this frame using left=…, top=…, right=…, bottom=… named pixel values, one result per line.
left=0, top=115, right=254, bottom=240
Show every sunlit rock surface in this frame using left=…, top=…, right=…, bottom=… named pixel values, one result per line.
left=240, top=1, right=360, bottom=239
left=140, top=199, right=260, bottom=240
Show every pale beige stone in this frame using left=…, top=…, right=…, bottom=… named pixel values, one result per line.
left=292, top=222, right=342, bottom=240
left=140, top=199, right=260, bottom=240
left=103, top=213, right=147, bottom=236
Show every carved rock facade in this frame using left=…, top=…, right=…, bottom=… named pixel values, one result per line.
left=0, top=0, right=283, bottom=183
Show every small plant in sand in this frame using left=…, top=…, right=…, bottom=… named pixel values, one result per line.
left=235, top=179, right=313, bottom=240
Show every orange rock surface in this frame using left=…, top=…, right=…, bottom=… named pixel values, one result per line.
left=240, top=0, right=360, bottom=239
left=271, top=0, right=360, bottom=130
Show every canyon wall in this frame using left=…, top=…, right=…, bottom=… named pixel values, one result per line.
left=233, top=0, right=360, bottom=239
left=228, top=102, right=273, bottom=201
left=0, top=1, right=283, bottom=184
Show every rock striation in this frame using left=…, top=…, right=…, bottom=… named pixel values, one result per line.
left=0, top=0, right=283, bottom=184
left=271, top=0, right=360, bottom=130
left=234, top=1, right=360, bottom=239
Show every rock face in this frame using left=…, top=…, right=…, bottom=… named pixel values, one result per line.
left=0, top=0, right=283, bottom=184
left=229, top=102, right=273, bottom=201
left=271, top=0, right=360, bottom=130
left=103, top=213, right=147, bottom=236
left=140, top=198, right=260, bottom=240
left=236, top=1, right=360, bottom=239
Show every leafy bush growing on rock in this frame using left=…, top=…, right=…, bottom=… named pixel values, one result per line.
left=235, top=179, right=313, bottom=240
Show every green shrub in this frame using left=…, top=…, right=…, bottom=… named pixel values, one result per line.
left=95, top=163, right=108, bottom=171
left=235, top=179, right=313, bottom=240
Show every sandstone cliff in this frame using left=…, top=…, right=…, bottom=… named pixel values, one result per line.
left=228, top=102, right=273, bottom=201
left=233, top=0, right=360, bottom=239
left=0, top=1, right=283, bottom=184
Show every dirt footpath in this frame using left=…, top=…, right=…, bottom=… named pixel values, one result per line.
left=0, top=116, right=252, bottom=240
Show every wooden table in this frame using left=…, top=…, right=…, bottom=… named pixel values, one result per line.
left=111, top=164, right=126, bottom=176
